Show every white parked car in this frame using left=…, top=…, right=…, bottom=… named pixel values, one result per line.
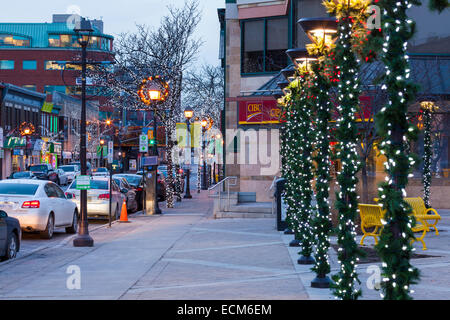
left=92, top=167, right=110, bottom=177
left=0, top=180, right=78, bottom=239
left=66, top=177, right=125, bottom=219
left=55, top=168, right=69, bottom=186
left=59, top=165, right=80, bottom=183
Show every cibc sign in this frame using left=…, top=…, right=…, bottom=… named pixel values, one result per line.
left=238, top=99, right=283, bottom=125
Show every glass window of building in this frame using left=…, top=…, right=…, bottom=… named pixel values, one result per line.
left=266, top=18, right=289, bottom=72
left=45, top=61, right=81, bottom=71
left=44, top=85, right=67, bottom=94
left=242, top=20, right=264, bottom=73
left=0, top=60, right=14, bottom=70
left=241, top=17, right=288, bottom=74
left=45, top=61, right=64, bottom=70
left=293, top=0, right=327, bottom=48
left=22, top=60, right=37, bottom=70
left=48, top=34, right=61, bottom=47
left=0, top=34, right=30, bottom=47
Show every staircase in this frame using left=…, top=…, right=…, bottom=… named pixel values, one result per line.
left=209, top=177, right=275, bottom=219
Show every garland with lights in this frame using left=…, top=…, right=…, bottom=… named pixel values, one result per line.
left=309, top=60, right=333, bottom=284
left=280, top=92, right=302, bottom=243
left=420, top=101, right=437, bottom=208
left=293, top=74, right=316, bottom=261
left=374, top=0, right=421, bottom=300
left=282, top=74, right=317, bottom=261
left=323, top=0, right=372, bottom=300
left=422, top=109, right=431, bottom=207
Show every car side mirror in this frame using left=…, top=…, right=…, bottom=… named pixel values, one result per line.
left=0, top=210, right=8, bottom=218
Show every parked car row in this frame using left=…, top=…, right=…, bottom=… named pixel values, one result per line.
left=8, top=163, right=81, bottom=187
left=0, top=165, right=181, bottom=262
left=0, top=173, right=143, bottom=261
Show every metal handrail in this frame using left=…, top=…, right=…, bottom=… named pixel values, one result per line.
left=208, top=176, right=237, bottom=210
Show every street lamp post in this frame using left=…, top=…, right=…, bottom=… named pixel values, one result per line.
left=100, top=139, right=105, bottom=167
left=183, top=107, right=194, bottom=199
left=19, top=122, right=35, bottom=169
left=201, top=119, right=208, bottom=190
left=73, top=17, right=94, bottom=247
left=137, top=76, right=169, bottom=214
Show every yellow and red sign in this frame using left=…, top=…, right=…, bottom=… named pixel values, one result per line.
left=238, top=100, right=283, bottom=125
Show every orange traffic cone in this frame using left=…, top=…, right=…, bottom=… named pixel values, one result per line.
left=119, top=199, right=130, bottom=223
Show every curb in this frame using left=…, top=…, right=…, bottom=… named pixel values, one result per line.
left=0, top=219, right=120, bottom=267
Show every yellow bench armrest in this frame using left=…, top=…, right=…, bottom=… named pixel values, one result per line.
left=425, top=208, right=441, bottom=219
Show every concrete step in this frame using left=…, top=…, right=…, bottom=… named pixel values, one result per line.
left=214, top=211, right=275, bottom=219
left=238, top=192, right=256, bottom=203
left=209, top=191, right=238, bottom=199
left=225, top=202, right=273, bottom=213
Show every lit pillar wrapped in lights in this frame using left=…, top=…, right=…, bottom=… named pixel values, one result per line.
left=373, top=0, right=421, bottom=300
left=299, top=16, right=338, bottom=289
left=277, top=79, right=295, bottom=237
left=284, top=48, right=318, bottom=265
left=322, top=0, right=373, bottom=300
left=420, top=101, right=438, bottom=209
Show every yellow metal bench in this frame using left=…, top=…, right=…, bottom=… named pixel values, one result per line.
left=404, top=197, right=441, bottom=236
left=358, top=204, right=384, bottom=246
left=371, top=197, right=441, bottom=250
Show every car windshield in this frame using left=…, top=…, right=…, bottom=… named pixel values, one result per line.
left=12, top=172, right=32, bottom=178
left=60, top=166, right=76, bottom=172
left=70, top=180, right=108, bottom=190
left=116, top=175, right=142, bottom=187
left=0, top=183, right=39, bottom=195
left=29, top=165, right=48, bottom=172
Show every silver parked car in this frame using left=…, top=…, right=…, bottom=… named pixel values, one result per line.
left=58, top=165, right=80, bottom=183
left=66, top=177, right=125, bottom=220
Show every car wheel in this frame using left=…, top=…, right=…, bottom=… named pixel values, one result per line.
left=65, top=210, right=78, bottom=234
left=0, top=232, right=18, bottom=261
left=40, top=214, right=55, bottom=239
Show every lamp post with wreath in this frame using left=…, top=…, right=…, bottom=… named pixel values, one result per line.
left=137, top=75, right=169, bottom=215
left=19, top=122, right=35, bottom=169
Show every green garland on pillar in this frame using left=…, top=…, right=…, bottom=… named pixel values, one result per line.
left=309, top=60, right=333, bottom=284
left=374, top=0, right=421, bottom=300
left=291, top=73, right=316, bottom=260
left=324, top=0, right=371, bottom=299
left=420, top=101, right=437, bottom=208
left=280, top=92, right=299, bottom=237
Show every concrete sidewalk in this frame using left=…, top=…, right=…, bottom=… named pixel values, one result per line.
left=0, top=192, right=307, bottom=300
left=0, top=191, right=448, bottom=300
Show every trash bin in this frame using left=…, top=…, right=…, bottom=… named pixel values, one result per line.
left=274, top=178, right=287, bottom=231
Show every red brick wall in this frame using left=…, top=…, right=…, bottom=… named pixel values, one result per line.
left=0, top=49, right=113, bottom=111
